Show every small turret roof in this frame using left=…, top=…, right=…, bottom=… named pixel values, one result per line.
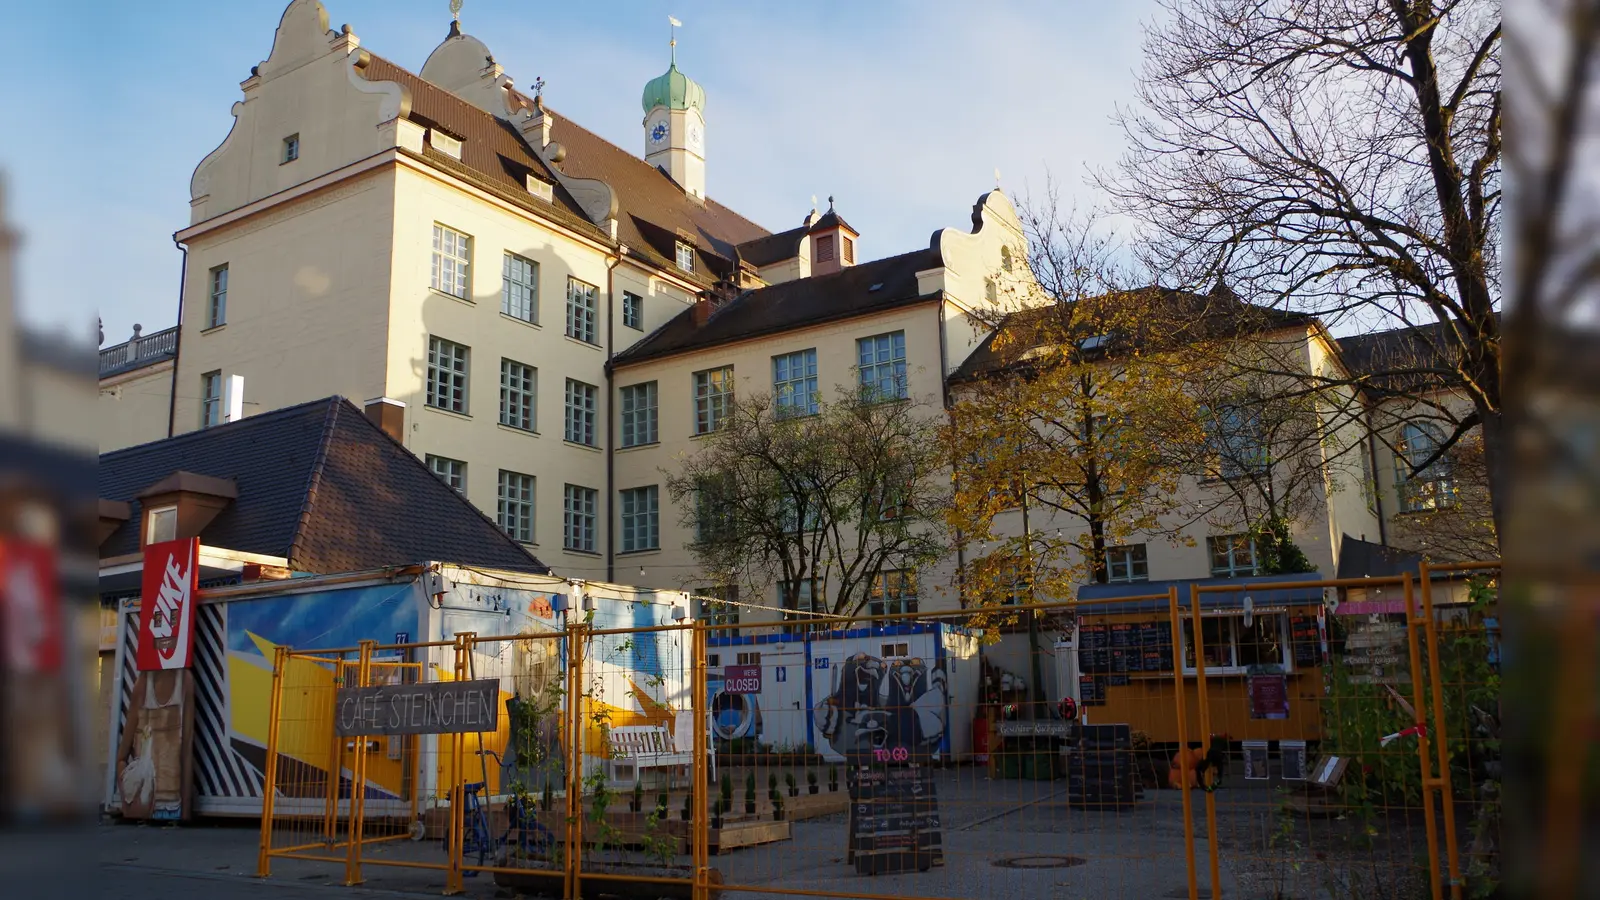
left=641, top=63, right=706, bottom=114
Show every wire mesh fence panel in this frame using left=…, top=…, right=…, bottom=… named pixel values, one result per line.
left=259, top=649, right=356, bottom=869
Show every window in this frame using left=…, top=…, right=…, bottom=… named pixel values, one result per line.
left=619, top=382, right=658, bottom=447
left=619, top=486, right=660, bottom=552
left=501, top=253, right=538, bottom=322
left=622, top=291, right=643, bottom=330
left=431, top=224, right=471, bottom=299
left=499, top=359, right=536, bottom=431
left=427, top=454, right=467, bottom=493
left=1106, top=545, right=1149, bottom=583
left=857, top=331, right=907, bottom=400
left=1205, top=403, right=1268, bottom=478
left=693, top=366, right=734, bottom=434
left=146, top=506, right=177, bottom=545
left=695, top=586, right=740, bottom=635
left=1397, top=422, right=1456, bottom=511
left=778, top=493, right=822, bottom=534
left=281, top=133, right=299, bottom=163
left=675, top=241, right=696, bottom=273
left=772, top=349, right=819, bottom=417
left=564, top=379, right=597, bottom=446
left=201, top=370, right=223, bottom=428
left=868, top=570, right=918, bottom=617
left=780, top=578, right=824, bottom=632
left=842, top=236, right=855, bottom=264
left=564, top=277, right=598, bottom=343
left=1000, top=245, right=1014, bottom=273
left=1208, top=534, right=1259, bottom=577
left=985, top=277, right=998, bottom=304
left=815, top=234, right=835, bottom=262
left=498, top=470, right=535, bottom=543
left=694, top=476, right=735, bottom=543
left=563, top=484, right=598, bottom=553
left=880, top=642, right=910, bottom=659
left=427, top=336, right=470, bottom=413
left=207, top=264, right=228, bottom=328
left=1180, top=612, right=1291, bottom=675
left=736, top=651, right=761, bottom=666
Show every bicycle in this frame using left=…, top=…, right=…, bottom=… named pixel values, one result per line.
left=455, top=749, right=558, bottom=873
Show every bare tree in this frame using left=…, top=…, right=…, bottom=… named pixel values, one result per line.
left=1106, top=0, right=1505, bottom=535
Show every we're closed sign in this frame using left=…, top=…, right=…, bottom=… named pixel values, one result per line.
left=723, top=664, right=761, bottom=694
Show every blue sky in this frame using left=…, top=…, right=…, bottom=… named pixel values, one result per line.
left=0, top=0, right=1158, bottom=345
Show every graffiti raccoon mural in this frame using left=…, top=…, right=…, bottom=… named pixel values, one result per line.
left=814, top=653, right=948, bottom=762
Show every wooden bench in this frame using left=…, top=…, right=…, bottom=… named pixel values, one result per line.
left=607, top=724, right=692, bottom=789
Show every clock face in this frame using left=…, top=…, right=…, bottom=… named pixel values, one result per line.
left=688, top=125, right=702, bottom=150
left=650, top=121, right=669, bottom=144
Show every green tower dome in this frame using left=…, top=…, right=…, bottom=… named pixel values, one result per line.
left=641, top=63, right=706, bottom=115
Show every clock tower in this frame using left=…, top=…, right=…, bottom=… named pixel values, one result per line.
left=641, top=51, right=706, bottom=200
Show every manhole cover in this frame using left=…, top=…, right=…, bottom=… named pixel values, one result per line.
left=992, top=855, right=1088, bottom=869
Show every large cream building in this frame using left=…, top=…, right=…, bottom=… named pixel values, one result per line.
left=96, top=1, right=1487, bottom=655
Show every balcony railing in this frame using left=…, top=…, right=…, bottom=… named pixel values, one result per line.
left=99, top=326, right=178, bottom=377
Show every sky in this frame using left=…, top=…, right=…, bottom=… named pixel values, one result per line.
left=0, top=0, right=1160, bottom=346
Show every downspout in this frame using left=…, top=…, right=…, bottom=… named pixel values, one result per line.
left=1364, top=402, right=1389, bottom=545
left=603, top=244, right=626, bottom=582
left=166, top=238, right=188, bottom=438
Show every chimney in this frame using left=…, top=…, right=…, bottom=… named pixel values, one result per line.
left=691, top=297, right=714, bottom=327
left=518, top=99, right=554, bottom=151
left=364, top=397, right=407, bottom=442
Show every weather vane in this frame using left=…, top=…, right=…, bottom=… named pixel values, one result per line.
left=450, top=0, right=463, bottom=23
left=669, top=15, right=682, bottom=63
left=533, top=75, right=545, bottom=101
left=994, top=167, right=1002, bottom=189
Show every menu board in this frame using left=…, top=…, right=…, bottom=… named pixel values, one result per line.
left=846, top=764, right=943, bottom=875
left=1289, top=615, right=1321, bottom=667
left=1135, top=621, right=1174, bottom=673
left=1078, top=674, right=1107, bottom=705
left=1107, top=673, right=1130, bottom=687
left=1109, top=624, right=1134, bottom=673
left=1077, top=625, right=1112, bottom=673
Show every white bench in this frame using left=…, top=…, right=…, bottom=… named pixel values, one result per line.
left=606, top=724, right=693, bottom=789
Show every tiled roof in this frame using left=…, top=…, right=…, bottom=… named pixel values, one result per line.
left=949, top=287, right=1315, bottom=384
left=98, top=397, right=546, bottom=573
left=737, top=225, right=809, bottom=268
left=613, top=247, right=942, bottom=366
left=1336, top=319, right=1476, bottom=395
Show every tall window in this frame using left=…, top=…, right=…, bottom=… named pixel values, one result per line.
left=815, top=234, right=835, bottom=262
left=564, top=379, right=597, bottom=446
left=772, top=349, right=819, bottom=417
left=695, top=586, right=739, bottom=635
left=868, top=570, right=918, bottom=617
left=693, top=366, right=734, bottom=434
left=281, top=133, right=299, bottom=163
left=619, top=485, right=659, bottom=552
left=431, top=224, right=471, bottom=299
left=622, top=291, right=644, bottom=330
left=1180, top=613, right=1290, bottom=675
left=1000, top=244, right=1014, bottom=273
left=497, top=470, right=535, bottom=543
left=1208, top=534, right=1259, bottom=577
left=780, top=578, right=824, bottom=632
left=201, top=370, right=222, bottom=428
left=1205, top=403, right=1268, bottom=478
left=619, top=381, right=658, bottom=447
left=842, top=236, right=855, bottom=264
left=563, top=484, right=598, bottom=552
left=694, top=476, right=735, bottom=543
left=1397, top=422, right=1456, bottom=511
left=499, top=359, right=536, bottom=431
left=1106, top=544, right=1149, bottom=583
left=427, top=454, right=467, bottom=493
left=501, top=253, right=538, bottom=322
left=675, top=241, right=696, bottom=273
left=857, top=331, right=907, bottom=400
left=565, top=277, right=598, bottom=343
left=427, top=336, right=470, bottom=413
left=207, top=264, right=228, bottom=328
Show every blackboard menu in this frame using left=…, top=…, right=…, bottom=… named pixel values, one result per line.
left=1289, top=615, right=1321, bottom=667
left=1109, top=624, right=1134, bottom=673
left=1136, top=621, right=1174, bottom=672
left=1107, top=673, right=1130, bottom=687
left=1077, top=625, right=1112, bottom=673
left=1078, top=674, right=1107, bottom=705
left=846, top=764, right=944, bottom=875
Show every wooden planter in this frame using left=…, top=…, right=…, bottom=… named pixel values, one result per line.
left=492, top=860, right=722, bottom=900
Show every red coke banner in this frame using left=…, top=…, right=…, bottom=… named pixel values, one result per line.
left=137, top=537, right=200, bottom=671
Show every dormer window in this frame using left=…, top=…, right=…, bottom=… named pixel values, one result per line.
left=815, top=234, right=835, bottom=262
left=281, top=134, right=299, bottom=164
left=146, top=506, right=177, bottom=545
left=675, top=241, right=696, bottom=273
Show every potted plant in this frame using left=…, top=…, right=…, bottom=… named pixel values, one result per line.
left=541, top=779, right=554, bottom=812
left=656, top=791, right=670, bottom=819
left=768, top=772, right=779, bottom=800
left=744, top=773, right=757, bottom=815
left=630, top=780, right=644, bottom=813
left=807, top=770, right=819, bottom=795
left=720, top=771, right=734, bottom=814
left=681, top=792, right=694, bottom=823
left=829, top=766, right=839, bottom=793
left=710, top=796, right=723, bottom=830
left=785, top=772, right=799, bottom=798
left=771, top=792, right=785, bottom=822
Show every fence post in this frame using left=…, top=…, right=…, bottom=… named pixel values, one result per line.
left=1188, top=584, right=1222, bottom=900
left=256, top=645, right=289, bottom=878
left=1169, top=586, right=1198, bottom=900
left=1420, top=562, right=1465, bottom=899
left=445, top=633, right=470, bottom=895
left=565, top=624, right=588, bottom=900
left=324, top=657, right=348, bottom=847
left=1401, top=572, right=1444, bottom=900
left=345, top=640, right=374, bottom=886
left=692, top=621, right=710, bottom=900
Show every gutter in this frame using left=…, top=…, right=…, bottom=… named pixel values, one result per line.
left=603, top=245, right=627, bottom=582
left=166, top=239, right=188, bottom=438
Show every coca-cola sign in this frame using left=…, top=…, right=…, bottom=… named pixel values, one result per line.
left=136, top=538, right=200, bottom=671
